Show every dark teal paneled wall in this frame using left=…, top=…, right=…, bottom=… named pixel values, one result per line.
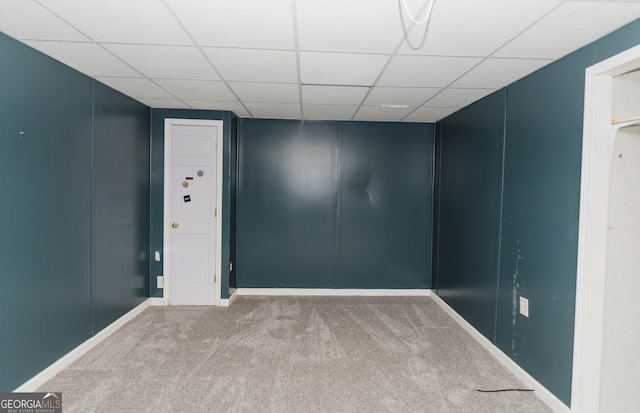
left=497, top=47, right=592, bottom=404
left=435, top=18, right=640, bottom=406
left=238, top=120, right=339, bottom=288
left=0, top=33, right=92, bottom=391
left=149, top=109, right=236, bottom=299
left=237, top=119, right=433, bottom=289
left=0, top=33, right=150, bottom=391
left=437, top=89, right=506, bottom=340
left=92, top=82, right=150, bottom=332
left=339, top=122, right=432, bottom=289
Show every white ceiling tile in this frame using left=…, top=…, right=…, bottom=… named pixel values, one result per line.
left=495, top=2, right=640, bottom=59
left=404, top=107, right=458, bottom=122
left=204, top=48, right=298, bottom=83
left=229, top=82, right=300, bottom=103
left=4, top=0, right=640, bottom=123
left=0, top=0, right=87, bottom=41
left=451, top=58, right=552, bottom=89
left=94, top=77, right=174, bottom=99
left=398, top=0, right=559, bottom=56
left=183, top=101, right=251, bottom=117
left=24, top=41, right=141, bottom=77
left=354, top=106, right=415, bottom=122
left=138, top=99, right=189, bottom=109
left=38, top=0, right=191, bottom=44
left=244, top=102, right=302, bottom=119
left=424, top=88, right=496, bottom=108
left=364, top=87, right=441, bottom=106
left=296, top=0, right=404, bottom=53
left=103, top=44, right=219, bottom=80
left=303, top=104, right=359, bottom=120
left=165, top=0, right=295, bottom=49
left=377, top=55, right=482, bottom=87
left=153, top=79, right=236, bottom=101
left=301, top=85, right=369, bottom=105
left=299, top=52, right=390, bottom=86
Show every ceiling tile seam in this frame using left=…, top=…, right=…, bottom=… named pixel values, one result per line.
left=32, top=0, right=172, bottom=97
left=91, top=48, right=185, bottom=100
left=201, top=44, right=394, bottom=56
left=18, top=38, right=92, bottom=44
left=32, top=0, right=91, bottom=42
left=183, top=99, right=247, bottom=103
left=489, top=1, right=565, bottom=58
left=229, top=81, right=299, bottom=86
left=30, top=0, right=189, bottom=107
left=291, top=0, right=304, bottom=119
left=159, top=0, right=254, bottom=117
left=402, top=83, right=494, bottom=118
left=350, top=0, right=433, bottom=121
left=398, top=56, right=495, bottom=121
left=398, top=2, right=565, bottom=122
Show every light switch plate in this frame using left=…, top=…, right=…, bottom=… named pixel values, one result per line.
left=154, top=251, right=161, bottom=261
left=157, top=275, right=164, bottom=289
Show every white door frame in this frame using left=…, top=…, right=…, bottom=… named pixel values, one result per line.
left=163, top=118, right=224, bottom=306
left=572, top=44, right=640, bottom=412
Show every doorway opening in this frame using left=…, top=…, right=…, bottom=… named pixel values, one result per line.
left=573, top=44, right=640, bottom=412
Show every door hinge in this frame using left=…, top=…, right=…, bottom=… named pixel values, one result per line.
left=214, top=207, right=217, bottom=217
left=214, top=273, right=217, bottom=283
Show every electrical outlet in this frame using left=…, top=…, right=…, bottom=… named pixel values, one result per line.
left=157, top=275, right=164, bottom=289
left=519, top=296, right=529, bottom=317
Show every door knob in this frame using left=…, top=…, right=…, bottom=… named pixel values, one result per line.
left=171, top=222, right=179, bottom=228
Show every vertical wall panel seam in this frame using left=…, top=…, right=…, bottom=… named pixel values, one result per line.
left=493, top=88, right=508, bottom=344
left=236, top=119, right=244, bottom=287
left=429, top=124, right=438, bottom=290
left=89, top=80, right=96, bottom=336
left=434, top=125, right=443, bottom=293
left=147, top=109, right=154, bottom=298
left=335, top=123, right=342, bottom=288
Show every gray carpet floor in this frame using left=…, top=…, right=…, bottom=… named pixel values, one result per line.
left=38, top=296, right=552, bottom=412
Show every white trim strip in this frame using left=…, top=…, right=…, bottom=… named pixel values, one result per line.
left=149, top=297, right=165, bottom=306
left=430, top=293, right=570, bottom=413
left=14, top=299, right=152, bottom=392
left=235, top=288, right=431, bottom=297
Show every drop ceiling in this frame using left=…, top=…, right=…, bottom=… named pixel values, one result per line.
left=1, top=0, right=640, bottom=122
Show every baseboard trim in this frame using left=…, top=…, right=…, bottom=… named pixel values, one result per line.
left=14, top=298, right=152, bottom=392
left=220, top=289, right=238, bottom=307
left=149, top=297, right=165, bottom=306
left=430, top=293, right=570, bottom=413
left=236, top=288, right=431, bottom=297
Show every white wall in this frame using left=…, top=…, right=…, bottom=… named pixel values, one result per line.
left=599, top=68, right=640, bottom=411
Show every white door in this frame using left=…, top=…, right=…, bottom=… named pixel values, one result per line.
left=168, top=122, right=219, bottom=305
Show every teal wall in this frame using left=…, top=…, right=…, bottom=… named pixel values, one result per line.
left=437, top=89, right=506, bottom=340
left=237, top=119, right=434, bottom=289
left=434, top=19, right=640, bottom=406
left=149, top=109, right=237, bottom=299
left=0, top=33, right=150, bottom=391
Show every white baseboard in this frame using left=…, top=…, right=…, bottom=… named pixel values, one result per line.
left=219, top=289, right=239, bottom=307
left=14, top=299, right=152, bottom=392
left=149, top=297, right=165, bottom=306
left=429, top=293, right=570, bottom=413
left=235, top=288, right=431, bottom=297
